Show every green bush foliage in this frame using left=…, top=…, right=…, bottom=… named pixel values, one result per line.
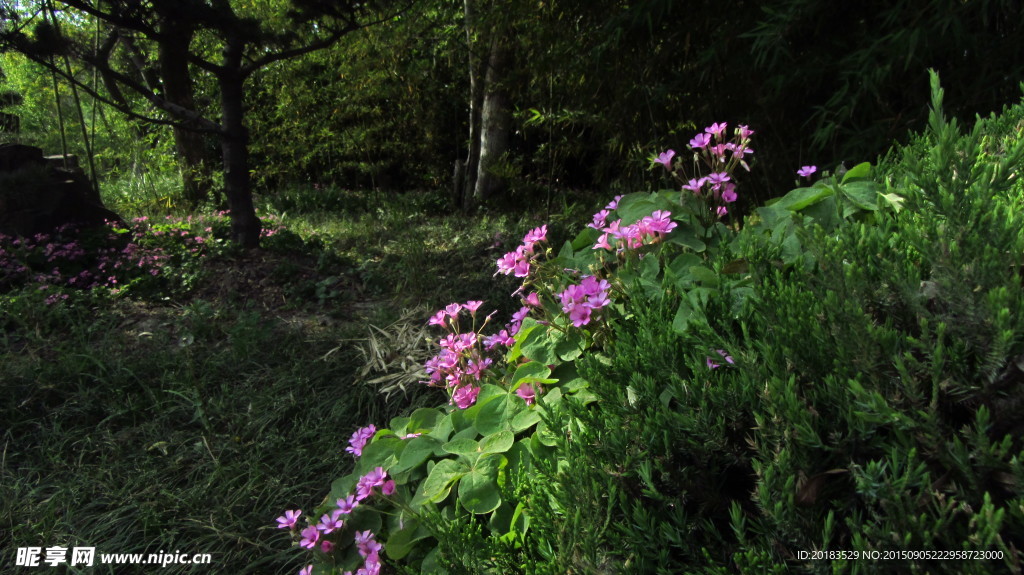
left=538, top=72, right=1024, bottom=573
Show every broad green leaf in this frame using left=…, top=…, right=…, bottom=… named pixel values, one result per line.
left=458, top=455, right=505, bottom=514
left=841, top=161, right=871, bottom=183
left=507, top=317, right=540, bottom=363
left=476, top=393, right=525, bottom=436
left=419, top=458, right=469, bottom=502
left=408, top=407, right=443, bottom=433
left=509, top=407, right=542, bottom=432
left=689, top=265, right=719, bottom=287
left=356, top=437, right=404, bottom=474
left=393, top=436, right=443, bottom=474
left=384, top=517, right=432, bottom=560
left=615, top=192, right=658, bottom=224
left=839, top=181, right=879, bottom=211
left=554, top=330, right=584, bottom=361
left=519, top=326, right=558, bottom=365
left=442, top=437, right=480, bottom=455
left=388, top=416, right=410, bottom=438
left=427, top=413, right=455, bottom=443
left=571, top=226, right=601, bottom=251
left=776, top=185, right=834, bottom=212
left=479, top=429, right=515, bottom=454
left=513, top=361, right=552, bottom=385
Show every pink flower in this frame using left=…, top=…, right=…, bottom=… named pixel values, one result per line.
left=444, top=303, right=462, bottom=317
left=737, top=124, right=755, bottom=139
left=317, top=509, right=345, bottom=533
left=653, top=149, right=675, bottom=170
left=300, top=565, right=313, bottom=575
left=275, top=509, right=301, bottom=529
left=797, top=165, right=817, bottom=178
left=516, top=383, right=538, bottom=405
left=320, top=540, right=335, bottom=553
left=299, top=525, right=320, bottom=549
left=428, top=310, right=446, bottom=326
left=588, top=209, right=610, bottom=230
left=452, top=384, right=481, bottom=409
left=689, top=133, right=711, bottom=149
left=345, top=425, right=376, bottom=457
left=640, top=210, right=677, bottom=236
left=335, top=495, right=358, bottom=515
left=716, top=206, right=729, bottom=218
left=707, top=172, right=730, bottom=187
left=523, top=292, right=541, bottom=307
left=523, top=225, right=547, bottom=245
left=604, top=195, right=622, bottom=211
left=721, top=184, right=738, bottom=203
left=381, top=480, right=396, bottom=495
left=356, top=467, right=388, bottom=500
left=593, top=233, right=613, bottom=251
left=705, top=122, right=728, bottom=138
left=355, top=530, right=382, bottom=559
left=683, top=177, right=707, bottom=195
left=464, top=300, right=483, bottom=314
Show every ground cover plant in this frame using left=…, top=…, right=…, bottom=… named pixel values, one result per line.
left=279, top=74, right=1024, bottom=574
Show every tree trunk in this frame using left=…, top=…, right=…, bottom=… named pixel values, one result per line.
left=459, top=0, right=484, bottom=211
left=472, top=25, right=512, bottom=203
left=218, top=42, right=261, bottom=249
left=159, top=20, right=213, bottom=208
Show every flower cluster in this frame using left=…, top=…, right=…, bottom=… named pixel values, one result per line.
left=653, top=122, right=754, bottom=222
left=345, top=424, right=376, bottom=457
left=423, top=301, right=497, bottom=409
left=558, top=276, right=612, bottom=327
left=279, top=443, right=399, bottom=574
left=593, top=210, right=678, bottom=252
left=496, top=225, right=547, bottom=277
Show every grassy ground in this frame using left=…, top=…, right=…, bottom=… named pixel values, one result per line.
left=1, top=186, right=556, bottom=574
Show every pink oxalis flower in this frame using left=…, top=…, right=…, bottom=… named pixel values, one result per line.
left=654, top=149, right=676, bottom=170
left=275, top=509, right=301, bottom=529
left=797, top=165, right=817, bottom=178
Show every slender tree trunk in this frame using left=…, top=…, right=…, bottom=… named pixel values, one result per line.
left=472, top=25, right=512, bottom=203
left=218, top=41, right=261, bottom=249
left=159, top=20, right=212, bottom=208
left=458, top=0, right=484, bottom=210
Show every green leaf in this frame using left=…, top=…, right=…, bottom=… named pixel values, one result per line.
left=408, top=407, right=443, bottom=434
left=479, top=429, right=515, bottom=454
left=512, top=361, right=553, bottom=385
left=615, top=192, right=658, bottom=224
left=356, top=437, right=404, bottom=474
left=384, top=517, right=432, bottom=560
left=839, top=181, right=879, bottom=211
left=476, top=393, right=525, bottom=436
left=419, top=458, right=469, bottom=503
left=841, top=161, right=871, bottom=183
left=519, top=326, right=558, bottom=365
left=442, top=437, right=480, bottom=455
left=554, top=330, right=585, bottom=361
left=393, top=436, right=444, bottom=474
left=507, top=318, right=540, bottom=363
left=775, top=185, right=834, bottom=211
left=458, top=455, right=505, bottom=514
left=571, top=226, right=601, bottom=251
left=509, top=407, right=542, bottom=432
left=688, top=265, right=719, bottom=287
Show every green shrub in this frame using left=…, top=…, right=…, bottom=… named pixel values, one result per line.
left=537, top=71, right=1024, bottom=574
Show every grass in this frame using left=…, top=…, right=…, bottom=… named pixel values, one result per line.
left=0, top=185, right=544, bottom=574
